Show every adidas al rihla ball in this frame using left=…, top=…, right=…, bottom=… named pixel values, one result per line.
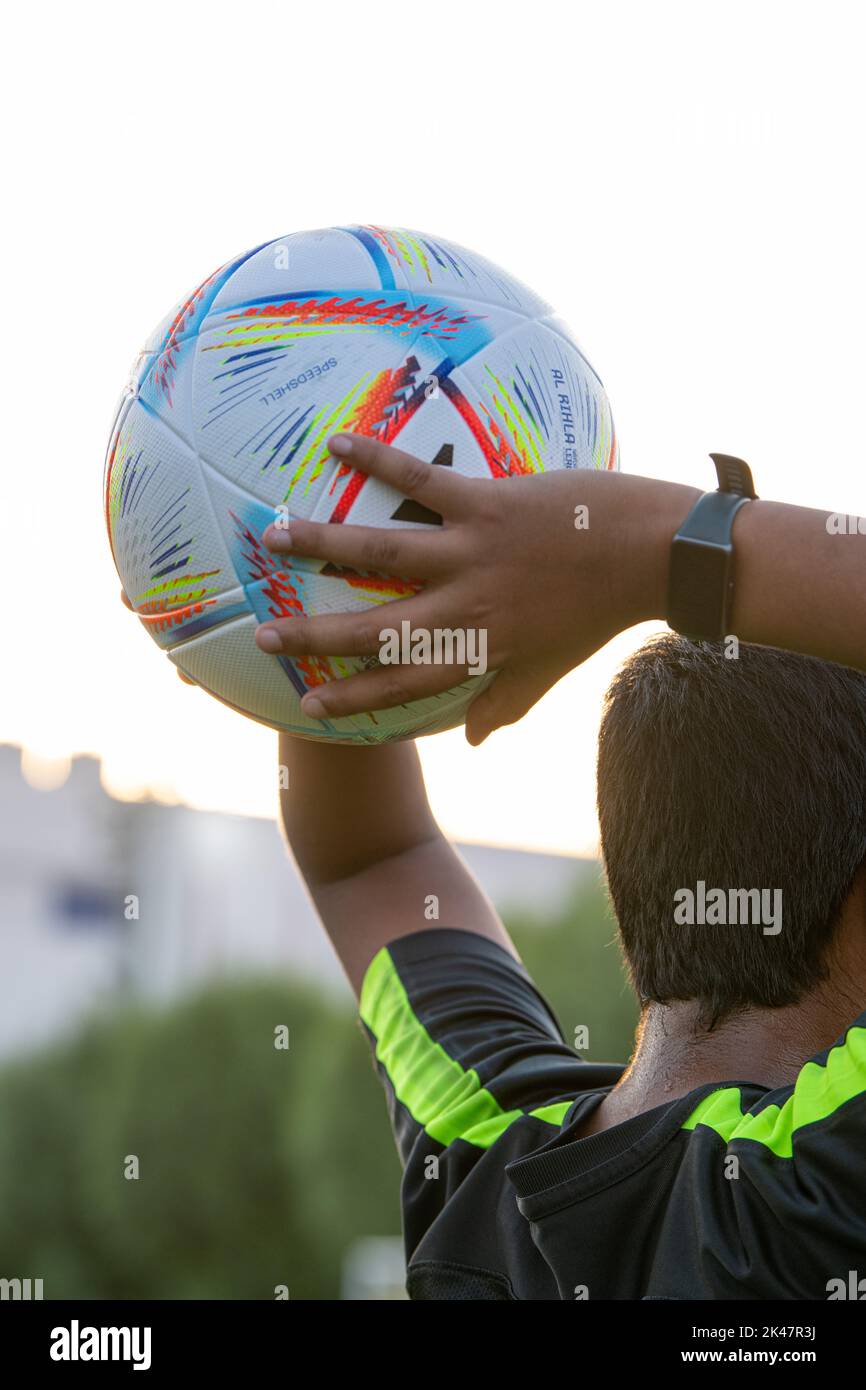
left=104, top=225, right=619, bottom=742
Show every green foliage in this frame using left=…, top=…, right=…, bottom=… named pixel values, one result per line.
left=509, top=873, right=639, bottom=1062
left=0, top=874, right=637, bottom=1298
left=0, top=980, right=400, bottom=1299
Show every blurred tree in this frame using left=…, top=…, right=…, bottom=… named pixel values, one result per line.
left=0, top=981, right=400, bottom=1299
left=0, top=873, right=636, bottom=1298
left=509, top=873, right=639, bottom=1062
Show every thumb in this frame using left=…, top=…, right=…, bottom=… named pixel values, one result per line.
left=465, top=667, right=556, bottom=747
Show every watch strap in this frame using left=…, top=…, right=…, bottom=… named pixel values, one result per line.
left=667, top=454, right=757, bottom=641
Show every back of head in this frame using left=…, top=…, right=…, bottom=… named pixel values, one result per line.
left=597, top=636, right=866, bottom=1029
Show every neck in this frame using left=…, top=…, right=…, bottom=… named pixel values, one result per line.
left=587, top=976, right=865, bottom=1136
left=608, top=867, right=866, bottom=1128
left=580, top=871, right=866, bottom=1137
left=626, top=986, right=856, bottom=1101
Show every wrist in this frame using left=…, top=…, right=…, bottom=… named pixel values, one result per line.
left=618, top=475, right=702, bottom=625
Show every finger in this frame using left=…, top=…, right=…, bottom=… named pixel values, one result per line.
left=464, top=667, right=556, bottom=746
left=255, top=593, right=447, bottom=658
left=177, top=670, right=197, bottom=686
left=300, top=660, right=475, bottom=722
left=120, top=588, right=133, bottom=610
left=263, top=517, right=455, bottom=581
left=328, top=432, right=466, bottom=515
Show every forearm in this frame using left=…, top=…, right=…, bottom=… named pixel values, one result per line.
left=278, top=736, right=436, bottom=885
left=624, top=476, right=865, bottom=672
left=278, top=735, right=513, bottom=992
left=727, top=499, right=865, bottom=672
left=254, top=436, right=864, bottom=743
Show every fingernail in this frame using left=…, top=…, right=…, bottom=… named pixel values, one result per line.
left=328, top=433, right=352, bottom=456
left=257, top=627, right=282, bottom=652
left=264, top=524, right=291, bottom=548
left=302, top=695, right=326, bottom=719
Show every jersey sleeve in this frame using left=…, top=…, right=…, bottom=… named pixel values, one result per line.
left=359, top=927, right=621, bottom=1295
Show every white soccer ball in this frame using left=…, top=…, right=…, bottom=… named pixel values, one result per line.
left=105, top=225, right=619, bottom=742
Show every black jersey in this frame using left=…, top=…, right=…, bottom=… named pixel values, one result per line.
left=360, top=928, right=866, bottom=1300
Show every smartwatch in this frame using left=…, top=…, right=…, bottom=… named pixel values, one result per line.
left=667, top=453, right=758, bottom=641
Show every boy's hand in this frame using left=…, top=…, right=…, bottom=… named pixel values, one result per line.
left=255, top=433, right=698, bottom=744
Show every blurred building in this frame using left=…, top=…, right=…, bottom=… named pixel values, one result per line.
left=341, top=1237, right=408, bottom=1300
left=0, top=744, right=596, bottom=1059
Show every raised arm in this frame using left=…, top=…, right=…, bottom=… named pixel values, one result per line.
left=256, top=434, right=865, bottom=745
left=278, top=735, right=514, bottom=994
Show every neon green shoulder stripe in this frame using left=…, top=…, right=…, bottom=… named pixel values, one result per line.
left=360, top=946, right=571, bottom=1151
left=682, top=1024, right=866, bottom=1158
left=682, top=1086, right=745, bottom=1140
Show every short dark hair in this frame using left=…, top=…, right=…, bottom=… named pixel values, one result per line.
left=597, top=636, right=866, bottom=1029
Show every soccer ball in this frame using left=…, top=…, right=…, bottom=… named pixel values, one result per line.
left=105, top=226, right=619, bottom=742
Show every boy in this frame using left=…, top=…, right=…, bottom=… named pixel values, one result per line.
left=157, top=435, right=866, bottom=1298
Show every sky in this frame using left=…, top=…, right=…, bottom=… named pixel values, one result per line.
left=2, top=0, right=863, bottom=856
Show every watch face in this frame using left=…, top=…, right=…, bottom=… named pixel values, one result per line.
left=668, top=534, right=731, bottom=642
